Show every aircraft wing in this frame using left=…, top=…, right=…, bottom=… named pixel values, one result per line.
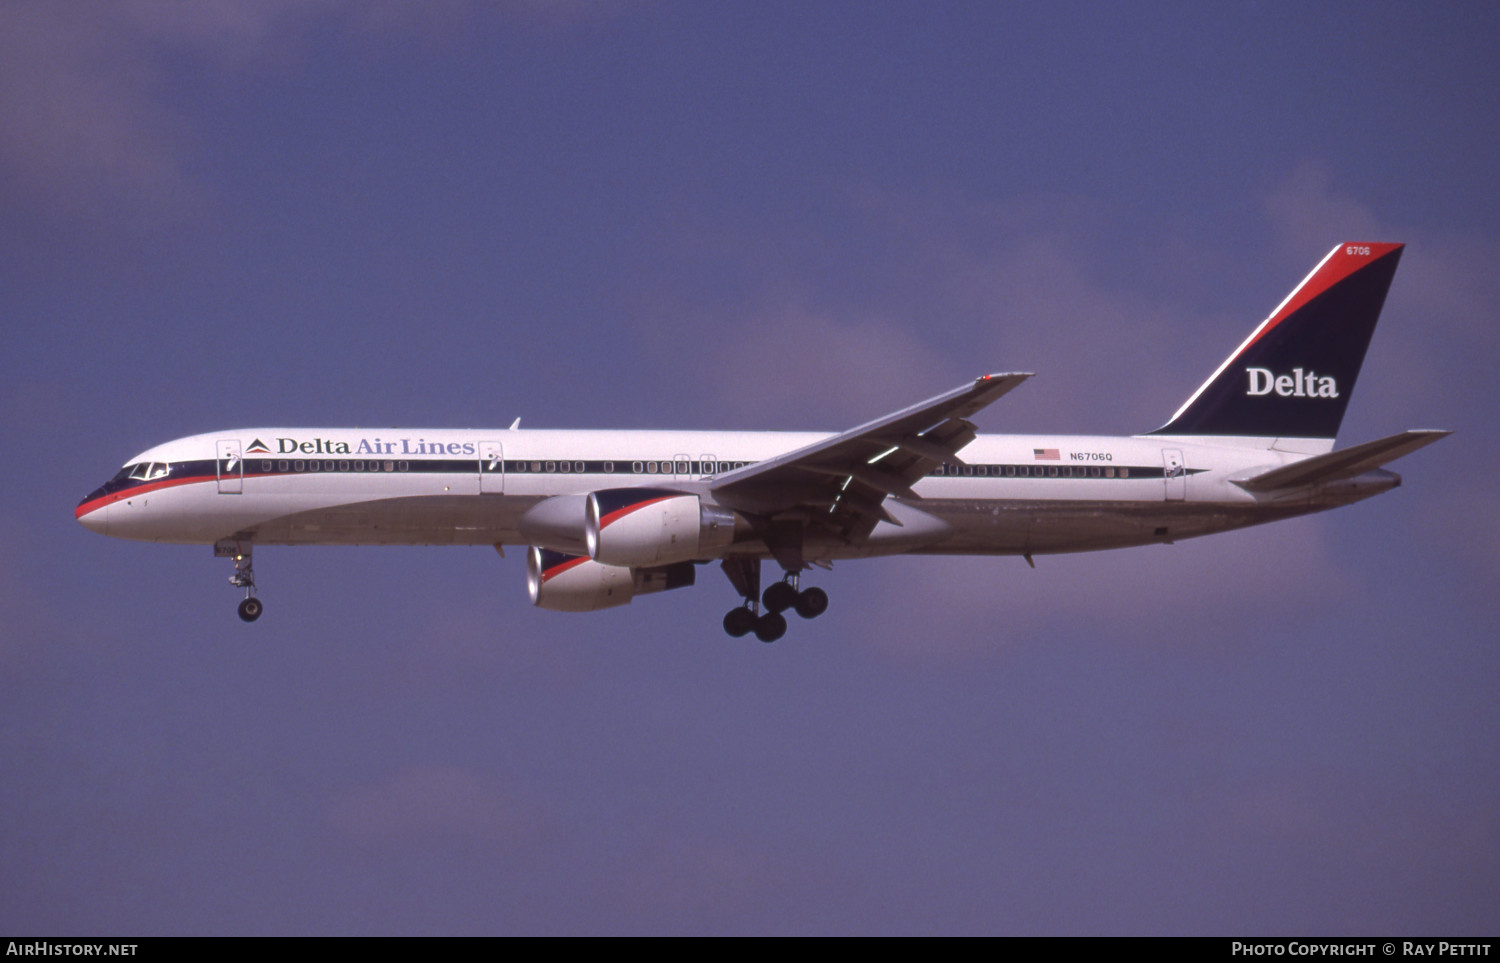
left=1234, top=429, right=1451, bottom=492
left=708, top=373, right=1031, bottom=560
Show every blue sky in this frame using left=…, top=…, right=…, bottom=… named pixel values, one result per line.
left=2, top=1, right=1496, bottom=935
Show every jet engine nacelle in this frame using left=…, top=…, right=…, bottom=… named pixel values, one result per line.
left=526, top=546, right=695, bottom=612
left=516, top=493, right=590, bottom=555
left=584, top=488, right=738, bottom=567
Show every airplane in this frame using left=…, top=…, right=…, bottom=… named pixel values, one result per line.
left=77, top=241, right=1448, bottom=642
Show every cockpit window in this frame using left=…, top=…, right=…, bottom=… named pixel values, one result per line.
left=127, top=462, right=171, bottom=482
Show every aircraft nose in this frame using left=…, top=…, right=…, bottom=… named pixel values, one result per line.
left=76, top=492, right=110, bottom=536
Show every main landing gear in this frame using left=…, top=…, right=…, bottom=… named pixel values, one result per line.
left=720, top=559, right=828, bottom=643
left=216, top=538, right=262, bottom=622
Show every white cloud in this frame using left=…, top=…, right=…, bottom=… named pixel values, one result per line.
left=680, top=303, right=960, bottom=427
left=327, top=763, right=535, bottom=845
left=0, top=1, right=607, bottom=226
left=0, top=3, right=192, bottom=221
left=843, top=519, right=1356, bottom=660
left=1263, top=164, right=1384, bottom=264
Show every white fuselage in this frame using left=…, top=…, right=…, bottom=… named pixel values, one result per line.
left=76, top=427, right=1397, bottom=560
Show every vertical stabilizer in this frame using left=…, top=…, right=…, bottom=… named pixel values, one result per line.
left=1152, top=242, right=1404, bottom=441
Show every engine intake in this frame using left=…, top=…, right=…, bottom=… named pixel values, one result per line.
left=584, top=488, right=738, bottom=567
left=527, top=546, right=695, bottom=612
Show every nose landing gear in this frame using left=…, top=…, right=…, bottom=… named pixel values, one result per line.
left=217, top=538, right=262, bottom=622
left=237, top=595, right=263, bottom=622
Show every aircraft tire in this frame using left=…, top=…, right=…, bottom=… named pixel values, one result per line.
left=762, top=581, right=797, bottom=614
left=238, top=598, right=263, bottom=623
left=794, top=587, right=828, bottom=619
left=754, top=612, right=787, bottom=643
left=723, top=606, right=755, bottom=638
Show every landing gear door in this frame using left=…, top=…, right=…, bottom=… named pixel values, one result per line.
left=217, top=439, right=243, bottom=494
left=1162, top=448, right=1185, bottom=501
left=479, top=440, right=504, bottom=494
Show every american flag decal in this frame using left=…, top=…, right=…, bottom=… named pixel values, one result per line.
left=1033, top=448, right=1060, bottom=460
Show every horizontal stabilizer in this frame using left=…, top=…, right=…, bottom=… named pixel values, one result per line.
left=1235, top=429, right=1450, bottom=492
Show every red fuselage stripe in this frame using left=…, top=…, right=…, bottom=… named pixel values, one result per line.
left=73, top=473, right=275, bottom=518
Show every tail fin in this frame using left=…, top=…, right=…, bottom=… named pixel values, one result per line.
left=1152, top=242, right=1404, bottom=443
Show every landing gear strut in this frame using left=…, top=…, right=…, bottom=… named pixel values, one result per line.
left=217, top=538, right=262, bottom=622
left=720, top=559, right=828, bottom=642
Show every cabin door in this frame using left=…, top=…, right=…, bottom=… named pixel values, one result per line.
left=217, top=439, right=243, bottom=494
left=479, top=441, right=504, bottom=494
left=1162, top=448, right=1185, bottom=501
